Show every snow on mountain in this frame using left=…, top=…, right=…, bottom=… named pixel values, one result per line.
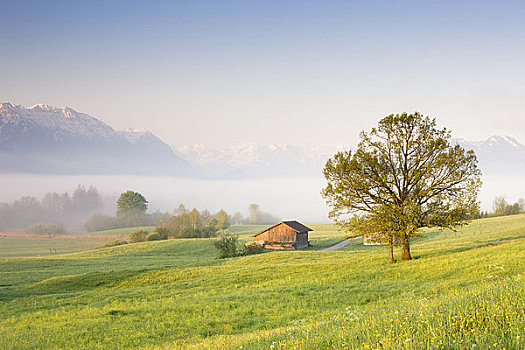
left=0, top=102, right=117, bottom=140
left=177, top=136, right=525, bottom=179
left=174, top=142, right=348, bottom=179
left=0, top=102, right=196, bottom=176
left=452, top=135, right=525, bottom=175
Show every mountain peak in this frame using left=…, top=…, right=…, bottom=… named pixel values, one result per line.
left=482, top=135, right=524, bottom=148
left=0, top=102, right=196, bottom=177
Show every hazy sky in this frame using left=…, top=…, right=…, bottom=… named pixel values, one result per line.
left=2, top=0, right=525, bottom=147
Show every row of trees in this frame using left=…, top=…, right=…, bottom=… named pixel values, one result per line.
left=230, top=204, right=281, bottom=225
left=0, top=185, right=103, bottom=231
left=483, top=196, right=525, bottom=217
left=161, top=205, right=230, bottom=238
left=83, top=190, right=170, bottom=231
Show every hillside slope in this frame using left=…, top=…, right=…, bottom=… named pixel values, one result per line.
left=0, top=216, right=524, bottom=349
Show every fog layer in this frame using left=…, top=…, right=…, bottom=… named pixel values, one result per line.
left=1, top=174, right=523, bottom=224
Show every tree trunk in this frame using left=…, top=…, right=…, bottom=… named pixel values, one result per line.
left=401, top=236, right=412, bottom=260
left=389, top=243, right=396, bottom=263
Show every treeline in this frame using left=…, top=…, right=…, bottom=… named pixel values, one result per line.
left=230, top=203, right=281, bottom=225
left=156, top=205, right=230, bottom=238
left=0, top=185, right=103, bottom=231
left=479, top=196, right=525, bottom=218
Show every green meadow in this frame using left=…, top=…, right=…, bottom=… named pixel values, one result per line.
left=0, top=216, right=524, bottom=349
left=84, top=226, right=156, bottom=236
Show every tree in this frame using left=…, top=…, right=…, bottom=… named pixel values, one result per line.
left=215, top=209, right=230, bottom=229
left=322, top=112, right=481, bottom=262
left=213, top=231, right=245, bottom=258
left=247, top=203, right=260, bottom=224
left=245, top=203, right=280, bottom=224
left=116, top=191, right=148, bottom=227
left=232, top=212, right=244, bottom=225
left=519, top=198, right=525, bottom=213
left=493, top=196, right=508, bottom=217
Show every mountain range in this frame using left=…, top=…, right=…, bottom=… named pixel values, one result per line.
left=0, top=102, right=195, bottom=176
left=176, top=136, right=525, bottom=179
left=1, top=102, right=524, bottom=178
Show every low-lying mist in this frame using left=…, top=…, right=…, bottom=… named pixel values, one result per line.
left=1, top=173, right=523, bottom=226
left=0, top=174, right=328, bottom=224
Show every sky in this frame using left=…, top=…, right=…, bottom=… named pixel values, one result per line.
left=2, top=0, right=525, bottom=148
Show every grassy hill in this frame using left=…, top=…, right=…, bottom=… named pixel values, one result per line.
left=0, top=217, right=524, bottom=349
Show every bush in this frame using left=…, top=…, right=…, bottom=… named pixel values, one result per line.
left=244, top=242, right=265, bottom=255
left=27, top=222, right=65, bottom=236
left=213, top=231, right=245, bottom=258
left=104, top=239, right=128, bottom=247
left=154, top=226, right=170, bottom=240
left=129, top=229, right=148, bottom=243
left=146, top=232, right=163, bottom=241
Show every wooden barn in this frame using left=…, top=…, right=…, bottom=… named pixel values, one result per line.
left=252, top=221, right=312, bottom=250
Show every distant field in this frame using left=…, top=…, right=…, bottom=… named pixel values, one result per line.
left=0, top=223, right=346, bottom=258
left=0, top=237, right=101, bottom=257
left=0, top=216, right=523, bottom=349
left=85, top=226, right=156, bottom=236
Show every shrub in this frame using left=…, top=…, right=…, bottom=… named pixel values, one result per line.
left=244, top=242, right=265, bottom=255
left=129, top=229, right=148, bottom=243
left=213, top=231, right=245, bottom=258
left=27, top=222, right=65, bottom=236
left=146, top=232, right=163, bottom=241
left=104, top=239, right=128, bottom=247
left=154, top=226, right=170, bottom=240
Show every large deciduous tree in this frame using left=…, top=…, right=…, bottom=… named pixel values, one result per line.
left=116, top=190, right=148, bottom=227
left=322, top=113, right=481, bottom=262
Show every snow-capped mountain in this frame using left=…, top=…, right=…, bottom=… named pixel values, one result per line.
left=176, top=136, right=525, bottom=179
left=0, top=102, right=196, bottom=176
left=175, top=142, right=348, bottom=179
left=453, top=135, right=525, bottom=175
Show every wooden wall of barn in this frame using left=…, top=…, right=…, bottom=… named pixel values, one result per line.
left=256, top=223, right=297, bottom=242
left=296, top=232, right=309, bottom=249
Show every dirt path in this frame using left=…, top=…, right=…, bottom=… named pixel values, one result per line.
left=321, top=236, right=361, bottom=251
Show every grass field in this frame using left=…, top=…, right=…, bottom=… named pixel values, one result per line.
left=0, top=237, right=101, bottom=257
left=0, top=217, right=523, bottom=349
left=85, top=226, right=156, bottom=236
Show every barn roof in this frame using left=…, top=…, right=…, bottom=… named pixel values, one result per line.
left=252, top=220, right=313, bottom=237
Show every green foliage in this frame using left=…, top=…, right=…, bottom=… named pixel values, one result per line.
left=128, top=229, right=148, bottom=243
left=153, top=226, right=170, bottom=240
left=103, top=239, right=128, bottom=247
left=116, top=191, right=148, bottom=227
left=26, top=222, right=64, bottom=236
left=244, top=242, right=265, bottom=255
left=146, top=232, right=163, bottom=241
left=213, top=231, right=245, bottom=258
left=323, top=112, right=482, bottom=261
left=491, top=195, right=524, bottom=217
left=165, top=207, right=229, bottom=238
left=214, top=209, right=230, bottom=229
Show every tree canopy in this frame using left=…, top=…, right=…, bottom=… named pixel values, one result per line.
left=322, top=112, right=481, bottom=262
left=116, top=191, right=148, bottom=227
